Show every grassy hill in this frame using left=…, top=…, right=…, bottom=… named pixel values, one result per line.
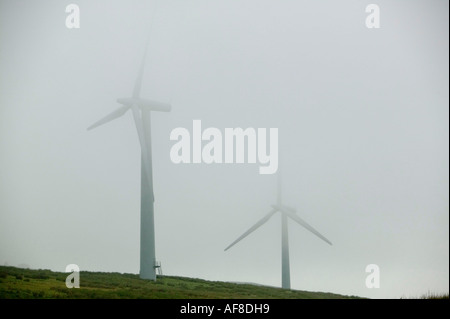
left=0, top=265, right=360, bottom=299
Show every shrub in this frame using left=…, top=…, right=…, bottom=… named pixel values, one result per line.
left=32, top=291, right=44, bottom=298
left=30, top=273, right=50, bottom=280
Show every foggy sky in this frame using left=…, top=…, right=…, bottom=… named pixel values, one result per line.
left=0, top=0, right=448, bottom=299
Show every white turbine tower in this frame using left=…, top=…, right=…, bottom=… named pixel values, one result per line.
left=224, top=173, right=332, bottom=289
left=88, top=45, right=170, bottom=280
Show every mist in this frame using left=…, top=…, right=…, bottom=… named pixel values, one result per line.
left=0, top=0, right=448, bottom=299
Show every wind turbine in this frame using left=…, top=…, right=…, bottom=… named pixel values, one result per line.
left=88, top=44, right=171, bottom=280
left=224, top=173, right=332, bottom=289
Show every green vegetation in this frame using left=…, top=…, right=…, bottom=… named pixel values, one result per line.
left=0, top=265, right=360, bottom=299
left=401, top=292, right=449, bottom=300
left=419, top=292, right=449, bottom=299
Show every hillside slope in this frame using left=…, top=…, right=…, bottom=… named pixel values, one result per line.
left=0, top=266, right=361, bottom=299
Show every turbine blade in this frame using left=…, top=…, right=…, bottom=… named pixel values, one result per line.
left=282, top=209, right=332, bottom=246
left=130, top=105, right=146, bottom=150
left=277, top=170, right=282, bottom=205
left=87, top=105, right=130, bottom=130
left=224, top=209, right=277, bottom=251
left=133, top=45, right=148, bottom=98
left=130, top=104, right=154, bottom=201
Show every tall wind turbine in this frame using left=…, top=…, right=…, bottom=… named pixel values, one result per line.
left=88, top=44, right=171, bottom=280
left=224, top=173, right=332, bottom=289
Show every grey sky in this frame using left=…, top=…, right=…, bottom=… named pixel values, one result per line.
left=0, top=0, right=448, bottom=299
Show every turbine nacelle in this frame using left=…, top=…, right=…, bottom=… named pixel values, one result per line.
left=117, top=98, right=171, bottom=112
left=271, top=204, right=296, bottom=214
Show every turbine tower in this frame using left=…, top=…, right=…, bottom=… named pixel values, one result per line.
left=224, top=172, right=332, bottom=289
left=88, top=44, right=171, bottom=280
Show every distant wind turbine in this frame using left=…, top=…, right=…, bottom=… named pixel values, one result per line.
left=88, top=44, right=171, bottom=280
left=224, top=172, right=332, bottom=289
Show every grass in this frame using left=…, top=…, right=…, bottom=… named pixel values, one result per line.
left=0, top=265, right=360, bottom=299
left=401, top=291, right=449, bottom=300
left=419, top=292, right=449, bottom=299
